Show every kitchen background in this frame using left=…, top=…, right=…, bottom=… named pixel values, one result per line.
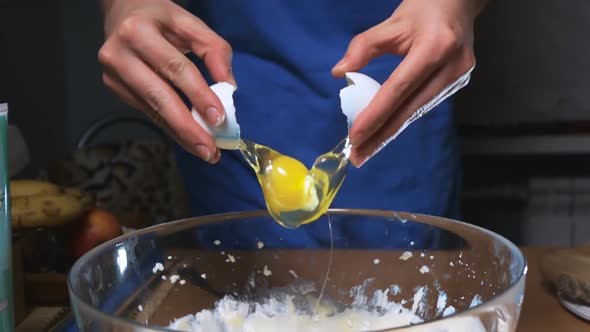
left=1, top=0, right=590, bottom=247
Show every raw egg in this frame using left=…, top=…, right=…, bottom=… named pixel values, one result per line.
left=192, top=73, right=381, bottom=228
left=238, top=138, right=349, bottom=228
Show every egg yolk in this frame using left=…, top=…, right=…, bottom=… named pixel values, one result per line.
left=262, top=155, right=318, bottom=212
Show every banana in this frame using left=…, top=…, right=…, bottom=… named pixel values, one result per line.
left=10, top=191, right=94, bottom=229
left=59, top=186, right=95, bottom=209
left=10, top=179, right=60, bottom=198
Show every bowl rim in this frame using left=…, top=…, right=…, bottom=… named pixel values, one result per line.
left=67, top=208, right=528, bottom=331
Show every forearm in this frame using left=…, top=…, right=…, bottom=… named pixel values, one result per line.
left=452, top=0, right=490, bottom=18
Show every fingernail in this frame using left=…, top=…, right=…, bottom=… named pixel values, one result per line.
left=349, top=133, right=363, bottom=147
left=356, top=156, right=369, bottom=168
left=332, top=59, right=347, bottom=73
left=348, top=127, right=366, bottom=147
left=196, top=144, right=212, bottom=162
left=212, top=149, right=221, bottom=162
left=206, top=107, right=224, bottom=127
left=350, top=154, right=368, bottom=169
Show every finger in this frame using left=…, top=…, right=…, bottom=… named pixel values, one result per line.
left=332, top=20, right=406, bottom=77
left=126, top=21, right=226, bottom=128
left=100, top=46, right=219, bottom=163
left=166, top=13, right=236, bottom=87
left=103, top=69, right=222, bottom=164
left=350, top=53, right=472, bottom=167
left=348, top=39, right=455, bottom=147
left=201, top=39, right=235, bottom=88
left=102, top=73, right=149, bottom=111
left=103, top=71, right=176, bottom=132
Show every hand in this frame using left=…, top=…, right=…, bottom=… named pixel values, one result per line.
left=98, top=0, right=236, bottom=163
left=332, top=0, right=486, bottom=167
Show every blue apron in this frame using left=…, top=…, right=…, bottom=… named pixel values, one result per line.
left=176, top=0, right=462, bottom=249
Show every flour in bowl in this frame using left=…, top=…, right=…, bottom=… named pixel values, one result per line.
left=167, top=279, right=426, bottom=332
left=168, top=295, right=422, bottom=332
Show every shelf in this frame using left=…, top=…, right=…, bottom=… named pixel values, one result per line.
left=461, top=135, right=590, bottom=155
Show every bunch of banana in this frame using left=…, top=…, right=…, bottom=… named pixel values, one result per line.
left=9, top=179, right=95, bottom=229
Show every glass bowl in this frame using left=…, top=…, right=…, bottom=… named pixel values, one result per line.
left=67, top=209, right=527, bottom=331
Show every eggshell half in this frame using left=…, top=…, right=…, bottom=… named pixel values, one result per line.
left=191, top=82, right=241, bottom=150
left=339, top=72, right=382, bottom=129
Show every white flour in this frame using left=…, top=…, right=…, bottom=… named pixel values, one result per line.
left=166, top=279, right=488, bottom=332
left=168, top=279, right=422, bottom=332
left=168, top=296, right=422, bottom=332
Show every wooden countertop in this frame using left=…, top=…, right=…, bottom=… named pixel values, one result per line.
left=517, top=247, right=589, bottom=332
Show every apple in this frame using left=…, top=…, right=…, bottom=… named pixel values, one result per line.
left=71, top=208, right=123, bottom=257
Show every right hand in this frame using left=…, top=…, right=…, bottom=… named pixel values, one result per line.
left=98, top=0, right=236, bottom=163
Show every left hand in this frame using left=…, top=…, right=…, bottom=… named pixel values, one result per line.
left=332, top=0, right=486, bottom=167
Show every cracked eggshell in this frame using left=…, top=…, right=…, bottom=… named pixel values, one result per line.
left=191, top=82, right=241, bottom=150
left=339, top=72, right=382, bottom=129
left=192, top=74, right=380, bottom=150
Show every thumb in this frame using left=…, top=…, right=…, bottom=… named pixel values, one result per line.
left=167, top=11, right=237, bottom=87
left=202, top=39, right=237, bottom=87
left=331, top=21, right=399, bottom=77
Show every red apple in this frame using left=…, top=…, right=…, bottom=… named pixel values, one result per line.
left=71, top=208, right=122, bottom=257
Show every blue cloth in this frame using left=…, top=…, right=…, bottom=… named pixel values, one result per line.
left=176, top=0, right=462, bottom=248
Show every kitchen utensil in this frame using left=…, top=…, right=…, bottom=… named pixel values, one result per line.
left=67, top=209, right=527, bottom=331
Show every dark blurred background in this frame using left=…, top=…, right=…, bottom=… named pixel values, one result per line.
left=2, top=0, right=590, bottom=247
